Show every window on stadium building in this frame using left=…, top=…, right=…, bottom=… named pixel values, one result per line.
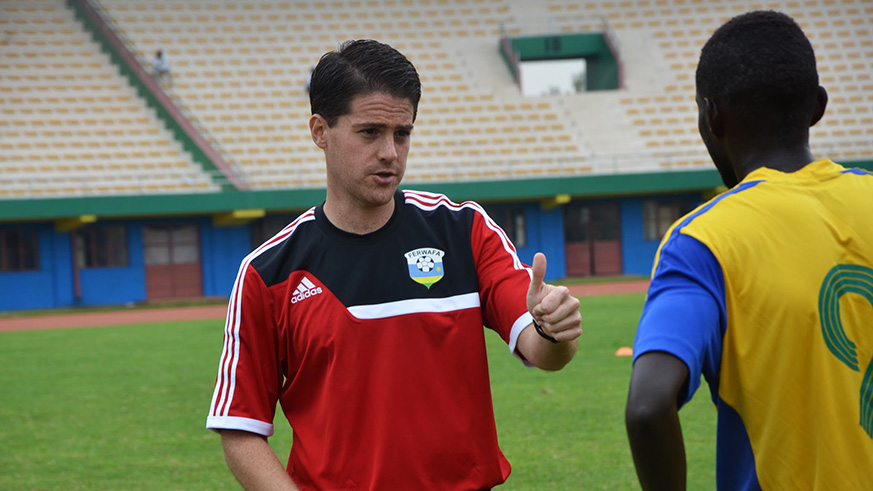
left=643, top=200, right=692, bottom=241
left=0, top=228, right=40, bottom=272
left=485, top=206, right=527, bottom=247
left=250, top=215, right=295, bottom=251
left=76, top=225, right=128, bottom=268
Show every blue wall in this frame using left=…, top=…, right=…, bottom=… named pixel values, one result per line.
left=0, top=194, right=706, bottom=311
left=531, top=206, right=566, bottom=282
left=77, top=222, right=146, bottom=307
left=485, top=202, right=566, bottom=281
left=48, top=226, right=75, bottom=309
left=620, top=198, right=658, bottom=277
left=0, top=224, right=60, bottom=310
left=202, top=223, right=253, bottom=297
left=619, top=194, right=705, bottom=277
left=0, top=218, right=252, bottom=311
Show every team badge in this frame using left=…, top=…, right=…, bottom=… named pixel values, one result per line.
left=404, top=248, right=445, bottom=289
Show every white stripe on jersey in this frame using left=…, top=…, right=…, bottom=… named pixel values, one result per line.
left=347, top=292, right=481, bottom=319
left=206, top=414, right=275, bottom=437
left=404, top=190, right=529, bottom=274
left=301, top=276, right=317, bottom=290
left=208, top=209, right=316, bottom=421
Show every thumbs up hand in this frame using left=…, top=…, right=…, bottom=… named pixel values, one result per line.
left=526, top=253, right=582, bottom=343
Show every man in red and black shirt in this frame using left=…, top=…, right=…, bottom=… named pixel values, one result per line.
left=207, top=39, right=582, bottom=490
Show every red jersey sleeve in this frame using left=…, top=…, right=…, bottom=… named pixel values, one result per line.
left=206, top=262, right=282, bottom=436
left=469, top=206, right=534, bottom=353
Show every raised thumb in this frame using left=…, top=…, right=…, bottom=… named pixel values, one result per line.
left=528, top=252, right=547, bottom=294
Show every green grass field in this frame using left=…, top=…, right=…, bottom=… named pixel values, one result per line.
left=0, top=292, right=716, bottom=490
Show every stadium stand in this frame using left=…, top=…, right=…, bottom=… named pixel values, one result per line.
left=90, top=0, right=598, bottom=187
left=1, top=0, right=871, bottom=196
left=543, top=0, right=873, bottom=167
left=0, top=0, right=221, bottom=198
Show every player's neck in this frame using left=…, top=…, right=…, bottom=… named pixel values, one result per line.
left=322, top=197, right=395, bottom=235
left=734, top=144, right=816, bottom=181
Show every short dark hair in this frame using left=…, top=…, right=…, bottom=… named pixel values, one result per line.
left=696, top=11, right=819, bottom=134
left=309, top=39, right=421, bottom=126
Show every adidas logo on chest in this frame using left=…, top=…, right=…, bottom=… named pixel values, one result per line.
left=291, top=276, right=322, bottom=304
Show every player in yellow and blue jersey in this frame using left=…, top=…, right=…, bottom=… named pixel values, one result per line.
left=625, top=10, right=873, bottom=491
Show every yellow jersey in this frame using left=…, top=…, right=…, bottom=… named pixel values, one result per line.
left=634, top=160, right=873, bottom=489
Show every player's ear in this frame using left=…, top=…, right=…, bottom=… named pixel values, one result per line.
left=310, top=114, right=329, bottom=149
left=810, top=85, right=828, bottom=128
left=702, top=97, right=724, bottom=138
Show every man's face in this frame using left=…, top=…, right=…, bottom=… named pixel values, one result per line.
left=314, top=92, right=414, bottom=211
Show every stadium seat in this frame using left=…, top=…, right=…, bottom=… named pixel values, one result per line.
left=3, top=0, right=869, bottom=197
